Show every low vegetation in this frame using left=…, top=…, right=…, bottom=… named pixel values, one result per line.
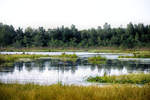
left=59, top=53, right=78, bottom=58
left=88, top=56, right=106, bottom=65
left=0, top=53, right=79, bottom=66
left=0, top=54, right=51, bottom=63
left=50, top=53, right=78, bottom=63
left=0, top=83, right=150, bottom=100
left=119, top=53, right=150, bottom=58
left=87, top=73, right=150, bottom=84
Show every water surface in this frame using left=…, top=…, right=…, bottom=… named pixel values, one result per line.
left=0, top=52, right=150, bottom=85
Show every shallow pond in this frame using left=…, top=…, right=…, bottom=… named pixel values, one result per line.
left=0, top=52, right=150, bottom=85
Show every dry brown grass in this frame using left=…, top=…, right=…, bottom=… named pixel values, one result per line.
left=0, top=83, right=150, bottom=100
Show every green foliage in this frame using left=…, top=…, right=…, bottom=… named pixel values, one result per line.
left=0, top=83, right=150, bottom=100
left=87, top=73, right=150, bottom=84
left=0, top=22, right=150, bottom=48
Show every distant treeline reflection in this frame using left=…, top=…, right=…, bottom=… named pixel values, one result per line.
left=1, top=59, right=150, bottom=74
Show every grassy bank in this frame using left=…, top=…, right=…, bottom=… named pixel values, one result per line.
left=88, top=56, right=106, bottom=65
left=1, top=47, right=150, bottom=53
left=0, top=83, right=150, bottom=100
left=87, top=73, right=150, bottom=84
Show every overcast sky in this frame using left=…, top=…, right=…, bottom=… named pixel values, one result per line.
left=0, top=0, right=150, bottom=29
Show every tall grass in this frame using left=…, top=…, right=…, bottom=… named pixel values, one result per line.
left=87, top=73, right=150, bottom=84
left=0, top=83, right=150, bottom=100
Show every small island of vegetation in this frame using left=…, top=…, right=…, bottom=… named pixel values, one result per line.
left=119, top=53, right=150, bottom=58
left=87, top=73, right=150, bottom=84
left=88, top=56, right=106, bottom=65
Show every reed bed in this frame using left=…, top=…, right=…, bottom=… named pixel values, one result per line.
left=87, top=73, right=150, bottom=84
left=0, top=54, right=51, bottom=63
left=0, top=83, right=150, bottom=100
left=119, top=53, right=150, bottom=58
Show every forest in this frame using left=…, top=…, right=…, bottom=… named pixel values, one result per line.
left=0, top=22, right=150, bottom=48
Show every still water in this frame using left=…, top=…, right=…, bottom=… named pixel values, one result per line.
left=0, top=52, right=150, bottom=85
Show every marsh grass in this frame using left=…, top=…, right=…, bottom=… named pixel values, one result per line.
left=0, top=83, right=149, bottom=100
left=50, top=53, right=78, bottom=63
left=1, top=47, right=150, bottom=53
left=119, top=54, right=150, bottom=58
left=87, top=73, right=150, bottom=84
left=0, top=54, right=52, bottom=67
left=59, top=53, right=78, bottom=58
left=88, top=56, right=106, bottom=65
left=0, top=53, right=79, bottom=66
left=119, top=52, right=150, bottom=58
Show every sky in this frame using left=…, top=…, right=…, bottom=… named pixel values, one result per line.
left=0, top=0, right=150, bottom=29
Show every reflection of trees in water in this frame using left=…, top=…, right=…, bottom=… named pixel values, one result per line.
left=15, top=62, right=23, bottom=71
left=90, top=65, right=96, bottom=71
left=4, top=58, right=150, bottom=74
left=0, top=64, right=15, bottom=73
left=94, top=60, right=150, bottom=74
left=24, top=62, right=33, bottom=71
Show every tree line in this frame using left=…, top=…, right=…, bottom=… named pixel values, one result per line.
left=0, top=22, right=150, bottom=48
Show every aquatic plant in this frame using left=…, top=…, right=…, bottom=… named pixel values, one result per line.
left=87, top=73, right=150, bottom=84
left=119, top=54, right=150, bottom=58
left=88, top=56, right=106, bottom=65
left=0, top=54, right=51, bottom=66
left=59, top=53, right=78, bottom=58
left=50, top=53, right=78, bottom=63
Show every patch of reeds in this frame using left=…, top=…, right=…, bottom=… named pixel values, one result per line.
left=0, top=83, right=149, bottom=100
left=88, top=56, right=106, bottom=65
left=87, top=73, right=150, bottom=84
left=0, top=54, right=51, bottom=66
left=50, top=53, right=78, bottom=63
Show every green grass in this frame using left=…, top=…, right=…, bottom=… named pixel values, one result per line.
left=0, top=47, right=86, bottom=52
left=0, top=53, right=79, bottom=66
left=59, top=53, right=78, bottom=58
left=1, top=47, right=150, bottom=53
left=87, top=73, right=150, bottom=84
left=0, top=54, right=51, bottom=63
left=0, top=83, right=149, bottom=100
left=0, top=54, right=52, bottom=67
left=88, top=56, right=106, bottom=65
left=50, top=53, right=78, bottom=63
left=119, top=54, right=150, bottom=58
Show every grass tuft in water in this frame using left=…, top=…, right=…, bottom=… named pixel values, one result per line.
left=88, top=56, right=106, bottom=65
left=50, top=53, right=78, bottom=63
left=119, top=53, right=150, bottom=58
left=87, top=73, right=150, bottom=84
